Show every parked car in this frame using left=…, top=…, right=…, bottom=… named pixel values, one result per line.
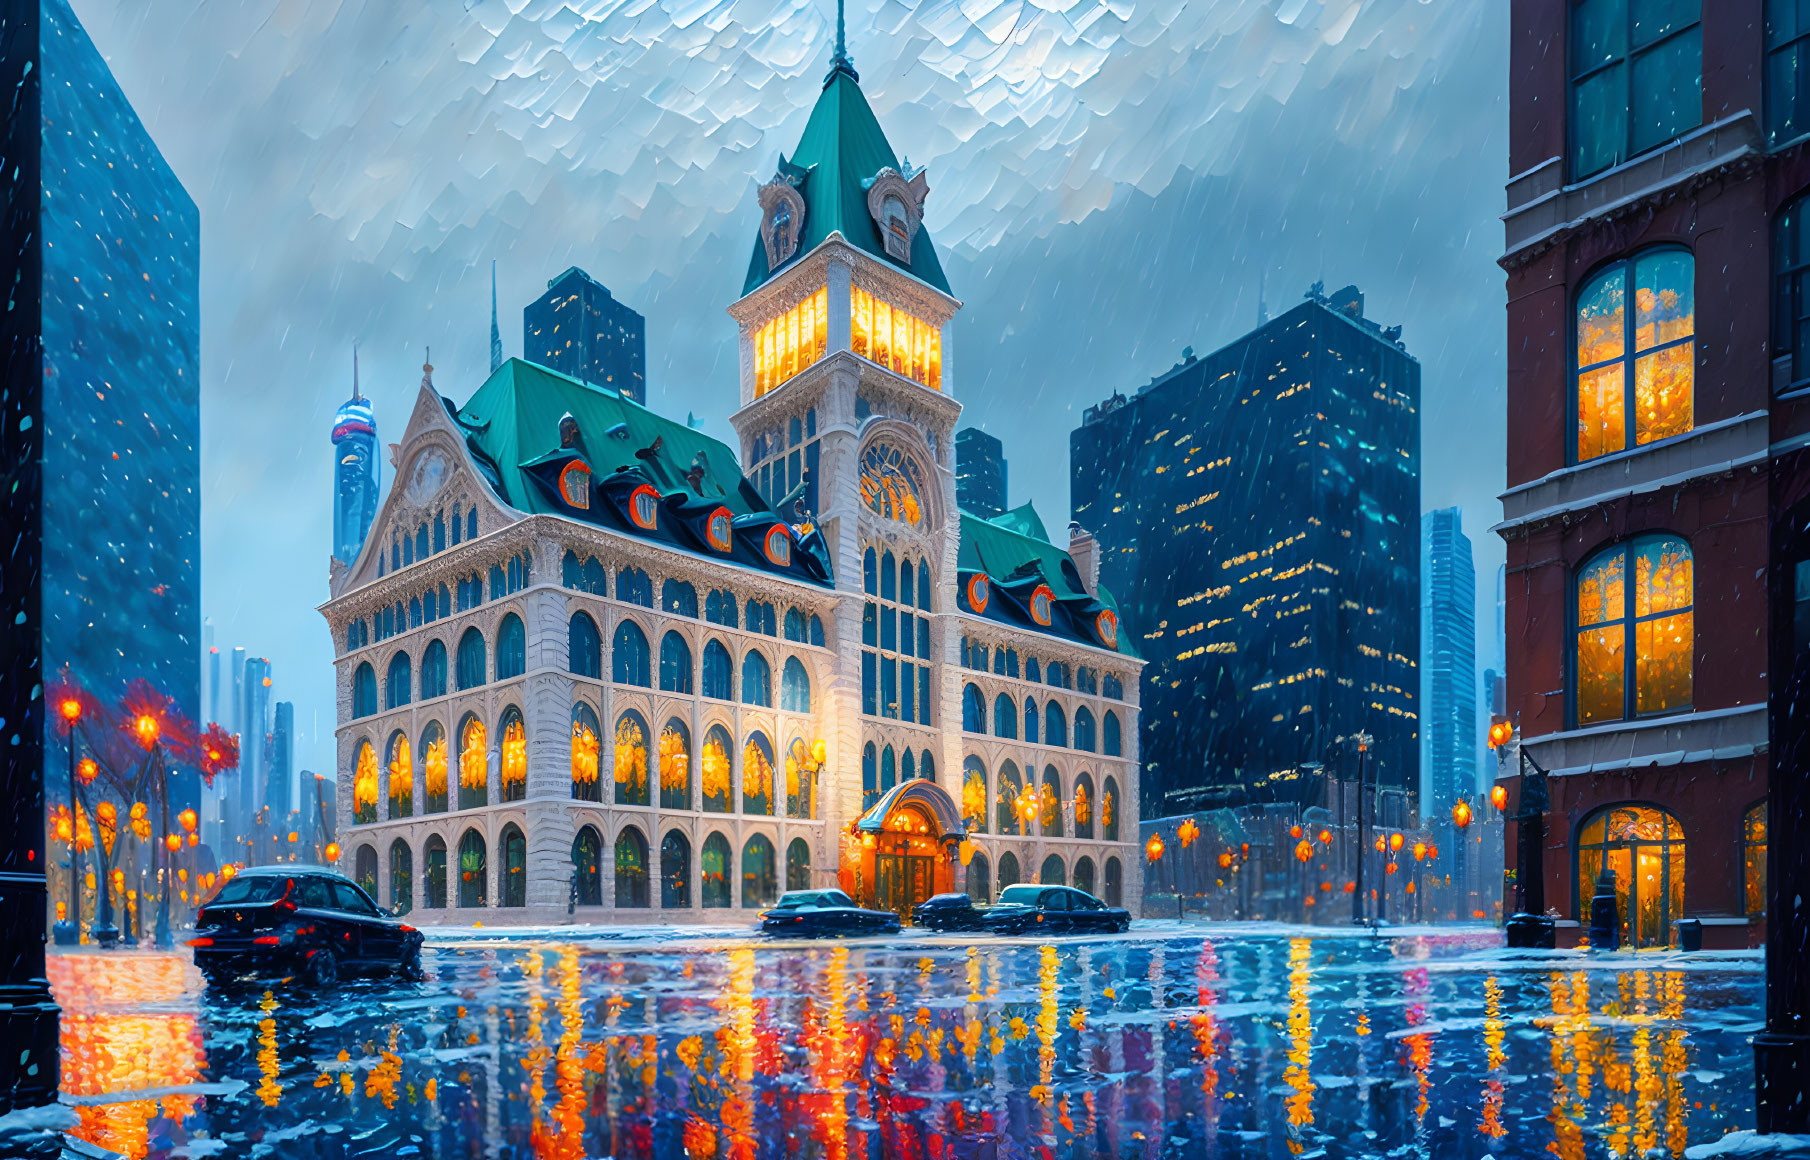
left=759, top=889, right=902, bottom=937
left=911, top=892, right=990, bottom=931
left=188, top=867, right=424, bottom=987
left=980, top=885, right=1131, bottom=935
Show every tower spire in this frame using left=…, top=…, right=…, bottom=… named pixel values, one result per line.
left=421, top=347, right=434, bottom=393
left=828, top=0, right=857, bottom=83
left=351, top=344, right=361, bottom=402
left=489, top=259, right=502, bottom=374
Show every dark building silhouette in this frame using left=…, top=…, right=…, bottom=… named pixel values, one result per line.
left=269, top=700, right=294, bottom=823
left=1073, top=286, right=1420, bottom=818
left=523, top=266, right=646, bottom=405
left=955, top=427, right=1008, bottom=517
left=0, top=0, right=201, bottom=1111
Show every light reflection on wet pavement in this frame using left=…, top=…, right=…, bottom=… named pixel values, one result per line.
left=51, top=924, right=1763, bottom=1159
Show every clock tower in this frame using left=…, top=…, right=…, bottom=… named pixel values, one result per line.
left=727, top=38, right=967, bottom=837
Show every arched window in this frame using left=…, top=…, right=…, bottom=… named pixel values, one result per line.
left=809, top=615, right=825, bottom=647
left=993, top=694, right=1017, bottom=738
left=615, top=827, right=650, bottom=908
left=1073, top=856, right=1096, bottom=899
left=421, top=721, right=448, bottom=813
left=458, top=829, right=488, bottom=908
left=1575, top=535, right=1693, bottom=725
left=967, top=853, right=991, bottom=903
left=569, top=612, right=602, bottom=678
left=613, top=621, right=651, bottom=686
left=918, top=560, right=932, bottom=610
left=862, top=743, right=879, bottom=812
left=702, top=639, right=734, bottom=700
left=1025, top=657, right=1041, bottom=683
left=961, top=757, right=988, bottom=833
left=424, top=835, right=447, bottom=909
left=1040, top=767, right=1063, bottom=837
left=702, top=726, right=733, bottom=813
left=1045, top=702, right=1068, bottom=748
left=741, top=651, right=772, bottom=706
left=701, top=832, right=732, bottom=908
left=500, top=824, right=527, bottom=908
left=458, top=713, right=488, bottom=811
left=743, top=732, right=776, bottom=816
left=1074, top=706, right=1096, bottom=752
left=614, top=710, right=650, bottom=806
left=784, top=607, right=807, bottom=641
left=1102, top=776, right=1120, bottom=843
left=662, top=579, right=699, bottom=618
left=616, top=567, right=653, bottom=607
left=996, top=760, right=1024, bottom=836
left=571, top=703, right=602, bottom=801
left=385, top=652, right=412, bottom=710
left=661, top=831, right=691, bottom=909
left=1775, top=194, right=1810, bottom=389
left=1103, top=673, right=1123, bottom=700
left=1745, top=802, right=1768, bottom=919
left=1024, top=698, right=1039, bottom=744
left=456, top=628, right=486, bottom=690
left=1040, top=854, right=1066, bottom=886
left=1047, top=661, right=1067, bottom=689
left=705, top=589, right=738, bottom=627
left=1575, top=249, right=1695, bottom=462
left=352, top=663, right=377, bottom=718
left=880, top=745, right=896, bottom=796
left=786, top=737, right=817, bottom=820
left=573, top=826, right=603, bottom=907
left=997, top=851, right=1021, bottom=892
left=901, top=749, right=916, bottom=784
left=1104, top=857, right=1123, bottom=907
left=355, top=844, right=378, bottom=901
left=496, top=613, right=526, bottom=680
left=421, top=639, right=448, bottom=699
left=962, top=684, right=985, bottom=732
left=387, top=731, right=413, bottom=819
left=352, top=740, right=378, bottom=824
left=921, top=749, right=935, bottom=784
left=742, top=834, right=777, bottom=908
left=1104, top=711, right=1122, bottom=756
left=1074, top=772, right=1095, bottom=840
left=582, top=557, right=605, bottom=594
left=781, top=657, right=811, bottom=713
left=659, top=719, right=692, bottom=811
left=786, top=837, right=811, bottom=891
left=746, top=600, right=777, bottom=637
left=498, top=707, right=527, bottom=802
left=659, top=631, right=693, bottom=693
left=1576, top=804, right=1686, bottom=948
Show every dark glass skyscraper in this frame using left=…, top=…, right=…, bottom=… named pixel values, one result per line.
left=1421, top=507, right=1477, bottom=814
left=523, top=266, right=646, bottom=405
left=955, top=426, right=1008, bottom=517
left=332, top=355, right=380, bottom=566
left=1072, top=286, right=1420, bottom=818
left=0, top=0, right=200, bottom=1109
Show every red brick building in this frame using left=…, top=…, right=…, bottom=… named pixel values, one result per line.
left=1496, top=1, right=1810, bottom=952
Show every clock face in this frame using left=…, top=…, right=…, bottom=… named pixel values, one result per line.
left=406, top=448, right=448, bottom=505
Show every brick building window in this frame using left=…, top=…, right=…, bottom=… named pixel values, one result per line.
left=1744, top=801, right=1768, bottom=919
left=1768, top=0, right=1810, bottom=146
left=1575, top=249, right=1695, bottom=462
left=1574, top=534, right=1694, bottom=725
left=1576, top=804, right=1686, bottom=949
left=1570, top=0, right=1702, bottom=180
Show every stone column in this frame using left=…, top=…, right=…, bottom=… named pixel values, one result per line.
left=522, top=579, right=575, bottom=916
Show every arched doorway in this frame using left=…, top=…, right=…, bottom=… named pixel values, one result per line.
left=843, top=778, right=966, bottom=918
left=1577, top=804, right=1685, bottom=949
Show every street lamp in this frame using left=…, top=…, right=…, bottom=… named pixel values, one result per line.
left=133, top=712, right=178, bottom=950
left=53, top=697, right=83, bottom=946
left=1350, top=731, right=1373, bottom=927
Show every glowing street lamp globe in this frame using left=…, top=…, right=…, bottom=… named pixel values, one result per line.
left=134, top=714, right=160, bottom=749
left=1490, top=784, right=1510, bottom=812
left=1452, top=800, right=1473, bottom=829
left=58, top=698, right=82, bottom=724
left=1145, top=833, right=1165, bottom=862
left=323, top=842, right=341, bottom=863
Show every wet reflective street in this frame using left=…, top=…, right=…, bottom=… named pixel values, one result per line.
left=53, top=925, right=1763, bottom=1159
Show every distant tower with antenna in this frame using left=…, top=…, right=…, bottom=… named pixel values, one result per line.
left=490, top=259, right=503, bottom=374
left=331, top=347, right=380, bottom=565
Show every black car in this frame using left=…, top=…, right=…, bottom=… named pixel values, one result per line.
left=759, top=889, right=902, bottom=937
left=189, top=867, right=424, bottom=987
left=912, top=892, right=990, bottom=931
left=980, top=885, right=1131, bottom=935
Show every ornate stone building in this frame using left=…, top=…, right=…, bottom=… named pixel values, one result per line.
left=321, top=49, right=1143, bottom=925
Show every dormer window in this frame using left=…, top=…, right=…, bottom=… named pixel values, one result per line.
left=966, top=574, right=991, bottom=613
left=764, top=525, right=793, bottom=567
left=629, top=484, right=660, bottom=530
left=558, top=460, right=592, bottom=508
left=706, top=507, right=734, bottom=553
left=1095, top=609, right=1119, bottom=649
left=881, top=195, right=910, bottom=261
left=1029, top=585, right=1055, bottom=626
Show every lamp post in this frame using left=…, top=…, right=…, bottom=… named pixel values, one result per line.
left=1350, top=732, right=1373, bottom=926
left=1504, top=742, right=1555, bottom=949
left=132, top=712, right=177, bottom=950
left=52, top=698, right=83, bottom=945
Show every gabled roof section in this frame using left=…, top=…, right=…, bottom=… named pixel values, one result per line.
left=743, top=69, right=951, bottom=297
left=957, top=503, right=1139, bottom=658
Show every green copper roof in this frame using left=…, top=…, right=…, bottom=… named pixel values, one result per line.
left=984, top=502, right=1051, bottom=544
left=454, top=358, right=758, bottom=516
left=957, top=504, right=1139, bottom=658
left=742, top=69, right=951, bottom=297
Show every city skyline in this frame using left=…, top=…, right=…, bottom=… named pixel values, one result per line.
left=67, top=0, right=1508, bottom=789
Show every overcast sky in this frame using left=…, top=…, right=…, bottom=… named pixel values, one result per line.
left=71, top=0, right=1507, bottom=782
